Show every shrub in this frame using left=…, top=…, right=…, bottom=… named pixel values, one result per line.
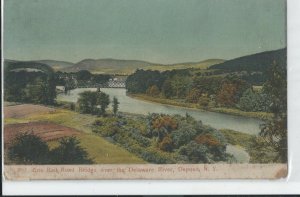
left=171, top=124, right=197, bottom=148
left=8, top=133, right=50, bottom=164
left=140, top=148, right=175, bottom=164
left=195, top=134, right=221, bottom=146
left=50, top=137, right=93, bottom=164
left=158, top=135, right=174, bottom=152
left=179, top=141, right=209, bottom=163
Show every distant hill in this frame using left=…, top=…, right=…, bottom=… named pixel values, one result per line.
left=62, top=58, right=225, bottom=74
left=34, top=60, right=74, bottom=70
left=209, top=48, right=286, bottom=72
left=62, top=59, right=155, bottom=74
left=4, top=59, right=74, bottom=71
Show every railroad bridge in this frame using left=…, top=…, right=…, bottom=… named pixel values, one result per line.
left=77, top=76, right=126, bottom=88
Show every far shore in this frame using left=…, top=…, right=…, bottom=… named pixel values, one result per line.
left=127, top=93, right=273, bottom=120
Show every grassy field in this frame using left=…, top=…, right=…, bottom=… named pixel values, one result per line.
left=128, top=93, right=273, bottom=120
left=4, top=105, right=146, bottom=164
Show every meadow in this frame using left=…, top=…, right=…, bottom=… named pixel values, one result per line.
left=4, top=104, right=146, bottom=164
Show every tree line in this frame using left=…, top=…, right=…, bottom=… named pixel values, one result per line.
left=126, top=69, right=271, bottom=112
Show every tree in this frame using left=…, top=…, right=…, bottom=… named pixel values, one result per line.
left=158, top=135, right=174, bottom=152
left=92, top=74, right=110, bottom=84
left=216, top=82, right=237, bottom=107
left=179, top=141, right=209, bottom=163
left=198, top=94, right=210, bottom=109
left=77, top=91, right=98, bottom=114
left=238, top=88, right=271, bottom=112
left=8, top=133, right=50, bottom=164
left=77, top=91, right=110, bottom=115
left=126, top=69, right=165, bottom=93
left=259, top=61, right=287, bottom=163
left=186, top=88, right=201, bottom=103
left=76, top=70, right=92, bottom=81
left=216, top=76, right=250, bottom=107
left=171, top=123, right=197, bottom=148
left=50, top=137, right=93, bottom=164
left=161, top=78, right=173, bottom=98
left=46, top=74, right=57, bottom=104
left=112, top=96, right=120, bottom=116
left=146, top=85, right=160, bottom=96
left=170, top=75, right=192, bottom=98
left=97, top=92, right=110, bottom=115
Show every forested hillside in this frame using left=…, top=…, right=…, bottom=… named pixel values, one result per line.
left=209, top=48, right=286, bottom=72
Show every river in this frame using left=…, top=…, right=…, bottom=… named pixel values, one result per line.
left=57, top=88, right=263, bottom=135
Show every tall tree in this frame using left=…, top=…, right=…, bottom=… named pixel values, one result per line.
left=112, top=96, right=120, bottom=116
left=97, top=92, right=110, bottom=116
left=259, top=61, right=287, bottom=162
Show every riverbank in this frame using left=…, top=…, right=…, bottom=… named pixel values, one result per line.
left=127, top=93, right=273, bottom=120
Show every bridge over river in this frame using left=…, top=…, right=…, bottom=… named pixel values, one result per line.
left=77, top=76, right=126, bottom=88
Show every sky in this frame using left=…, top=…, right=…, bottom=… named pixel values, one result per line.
left=4, top=0, right=286, bottom=64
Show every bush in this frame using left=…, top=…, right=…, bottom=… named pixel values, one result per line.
left=171, top=124, right=197, bottom=148
left=158, top=135, right=174, bottom=152
left=140, top=147, right=175, bottom=164
left=238, top=88, right=271, bottom=112
left=179, top=141, right=209, bottom=163
left=8, top=134, right=93, bottom=164
left=50, top=137, right=93, bottom=164
left=8, top=133, right=50, bottom=164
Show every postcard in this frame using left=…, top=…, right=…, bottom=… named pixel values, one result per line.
left=3, top=0, right=287, bottom=180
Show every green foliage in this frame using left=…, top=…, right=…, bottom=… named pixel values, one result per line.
left=192, top=76, right=223, bottom=95
left=126, top=69, right=165, bottom=93
left=169, top=75, right=192, bottom=98
left=179, top=141, right=209, bottom=163
left=77, top=91, right=110, bottom=115
left=4, top=61, right=56, bottom=104
left=146, top=85, right=160, bottom=96
left=161, top=78, right=174, bottom=98
left=91, top=113, right=229, bottom=164
left=198, top=94, right=210, bottom=109
left=216, top=76, right=250, bottom=107
left=112, top=97, right=120, bottom=116
left=97, top=92, right=110, bottom=115
left=171, top=123, right=198, bottom=148
left=247, top=137, right=278, bottom=163
left=4, top=70, right=56, bottom=105
left=185, top=88, right=201, bottom=103
left=158, top=135, right=174, bottom=152
left=140, top=147, right=175, bottom=164
left=50, top=137, right=93, bottom=164
left=238, top=88, right=271, bottom=112
left=8, top=133, right=92, bottom=164
left=76, top=70, right=92, bottom=81
left=259, top=61, right=287, bottom=163
left=92, top=117, right=120, bottom=137
left=8, top=133, right=50, bottom=164
left=126, top=69, right=192, bottom=99
left=91, top=74, right=110, bottom=84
